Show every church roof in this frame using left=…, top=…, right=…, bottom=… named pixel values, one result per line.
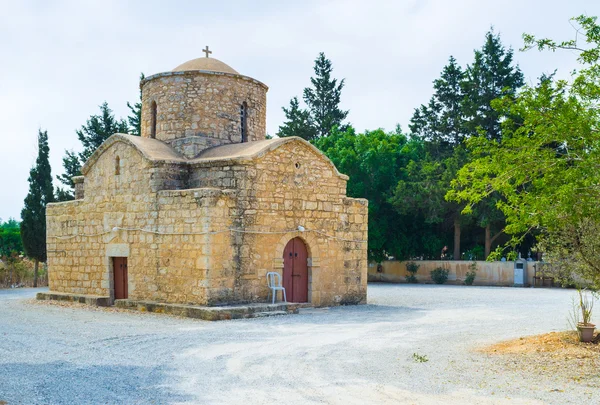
left=80, top=134, right=185, bottom=175
left=81, top=134, right=348, bottom=180
left=172, top=57, right=239, bottom=75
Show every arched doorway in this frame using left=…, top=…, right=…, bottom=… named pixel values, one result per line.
left=282, top=237, right=308, bottom=302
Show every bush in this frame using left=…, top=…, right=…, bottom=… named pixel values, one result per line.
left=430, top=267, right=449, bottom=284
left=465, top=262, right=476, bottom=285
left=405, top=261, right=419, bottom=283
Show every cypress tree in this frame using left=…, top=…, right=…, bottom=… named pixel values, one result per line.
left=303, top=52, right=349, bottom=138
left=21, top=130, right=54, bottom=287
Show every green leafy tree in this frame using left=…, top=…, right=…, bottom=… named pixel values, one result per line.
left=21, top=130, right=54, bottom=287
left=315, top=125, right=432, bottom=261
left=277, top=97, right=317, bottom=141
left=391, top=145, right=469, bottom=260
left=127, top=72, right=145, bottom=135
left=56, top=102, right=128, bottom=201
left=0, top=219, right=23, bottom=257
left=448, top=15, right=600, bottom=285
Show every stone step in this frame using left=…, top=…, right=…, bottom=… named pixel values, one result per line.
left=251, top=310, right=289, bottom=318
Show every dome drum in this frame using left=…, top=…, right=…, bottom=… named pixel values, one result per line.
left=140, top=56, right=268, bottom=157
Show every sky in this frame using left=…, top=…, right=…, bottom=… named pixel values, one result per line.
left=0, top=0, right=598, bottom=221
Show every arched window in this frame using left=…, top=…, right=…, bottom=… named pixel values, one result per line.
left=240, top=102, right=248, bottom=143
left=150, top=101, right=157, bottom=139
left=115, top=156, right=120, bottom=175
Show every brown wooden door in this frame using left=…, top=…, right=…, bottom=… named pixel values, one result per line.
left=113, top=257, right=128, bottom=299
left=282, top=238, right=308, bottom=302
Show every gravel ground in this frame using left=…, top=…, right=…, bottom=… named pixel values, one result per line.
left=0, top=284, right=598, bottom=405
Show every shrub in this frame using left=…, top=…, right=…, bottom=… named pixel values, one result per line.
left=405, top=261, right=419, bottom=283
left=430, top=267, right=449, bottom=284
left=465, top=261, right=476, bottom=285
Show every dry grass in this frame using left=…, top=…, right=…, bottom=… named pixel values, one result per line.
left=479, top=331, right=600, bottom=386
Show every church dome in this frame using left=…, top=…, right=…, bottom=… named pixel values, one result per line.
left=172, top=57, right=239, bottom=75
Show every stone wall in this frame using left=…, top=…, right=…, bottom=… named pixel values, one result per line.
left=187, top=141, right=368, bottom=306
left=140, top=71, right=267, bottom=152
left=47, top=137, right=368, bottom=307
left=47, top=140, right=233, bottom=304
left=368, top=260, right=540, bottom=286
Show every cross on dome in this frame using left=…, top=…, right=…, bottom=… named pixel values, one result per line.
left=202, top=45, right=212, bottom=58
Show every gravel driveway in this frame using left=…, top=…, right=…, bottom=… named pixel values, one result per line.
left=0, top=284, right=597, bottom=404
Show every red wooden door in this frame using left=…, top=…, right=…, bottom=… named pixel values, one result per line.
left=113, top=257, right=128, bottom=299
left=282, top=238, right=308, bottom=302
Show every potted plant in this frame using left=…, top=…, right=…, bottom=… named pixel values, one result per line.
left=576, top=289, right=595, bottom=343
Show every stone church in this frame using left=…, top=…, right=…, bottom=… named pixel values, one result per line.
left=46, top=50, right=368, bottom=307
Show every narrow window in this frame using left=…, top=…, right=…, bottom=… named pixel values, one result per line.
left=115, top=156, right=120, bottom=175
left=240, top=102, right=248, bottom=143
left=150, top=101, right=157, bottom=139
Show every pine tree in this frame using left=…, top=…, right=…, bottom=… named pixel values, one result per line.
left=55, top=150, right=81, bottom=201
left=127, top=73, right=145, bottom=135
left=410, top=56, right=466, bottom=155
left=56, top=102, right=128, bottom=201
left=462, top=29, right=524, bottom=141
left=277, top=97, right=318, bottom=141
left=78, top=102, right=129, bottom=162
left=21, top=130, right=54, bottom=287
left=407, top=56, right=469, bottom=260
left=303, top=52, right=349, bottom=138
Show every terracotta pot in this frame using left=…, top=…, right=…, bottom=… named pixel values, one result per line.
left=577, top=322, right=596, bottom=342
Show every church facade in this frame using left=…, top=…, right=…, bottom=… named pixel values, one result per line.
left=46, top=52, right=368, bottom=307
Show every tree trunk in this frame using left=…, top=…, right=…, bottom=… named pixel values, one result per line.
left=9, top=263, right=13, bottom=287
left=33, top=259, right=39, bottom=288
left=485, top=224, right=491, bottom=259
left=484, top=225, right=504, bottom=260
left=453, top=218, right=461, bottom=260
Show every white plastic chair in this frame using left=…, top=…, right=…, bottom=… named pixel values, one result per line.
left=266, top=272, right=287, bottom=304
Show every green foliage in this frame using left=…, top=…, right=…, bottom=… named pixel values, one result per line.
left=57, top=102, right=128, bottom=199
left=412, top=353, right=429, bottom=363
left=410, top=55, right=466, bottom=148
left=303, top=52, right=349, bottom=138
left=277, top=97, right=317, bottom=141
left=462, top=29, right=524, bottom=141
left=463, top=245, right=484, bottom=260
left=430, top=267, right=449, bottom=284
left=56, top=149, right=81, bottom=201
left=21, top=130, right=54, bottom=267
left=315, top=126, right=435, bottom=261
left=0, top=219, right=22, bottom=257
left=278, top=52, right=347, bottom=139
left=405, top=261, right=420, bottom=283
left=465, top=261, right=477, bottom=285
left=127, top=73, right=145, bottom=136
left=448, top=15, right=600, bottom=288
left=403, top=31, right=523, bottom=260
left=77, top=102, right=129, bottom=162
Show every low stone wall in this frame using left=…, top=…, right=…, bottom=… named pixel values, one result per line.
left=368, top=260, right=540, bottom=286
